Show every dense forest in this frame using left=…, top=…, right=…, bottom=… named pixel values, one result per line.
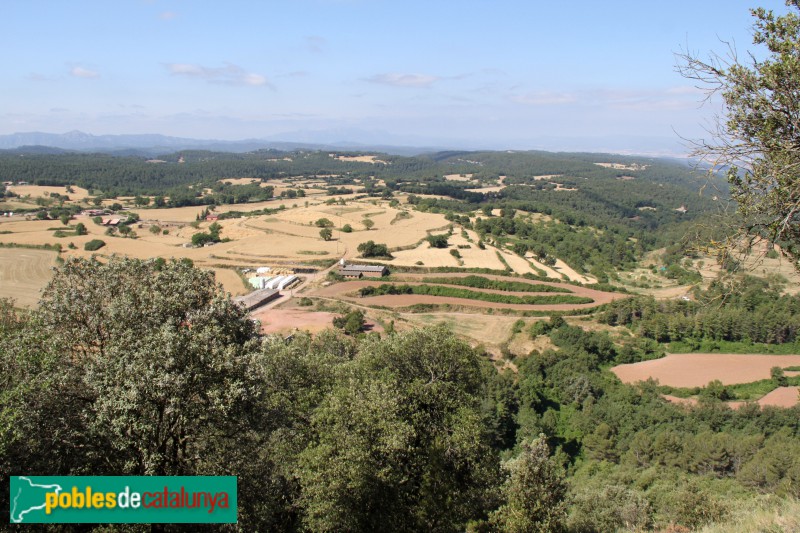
left=1, top=258, right=798, bottom=531
left=601, top=275, right=800, bottom=345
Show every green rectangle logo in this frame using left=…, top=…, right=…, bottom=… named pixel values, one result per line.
left=9, top=476, right=236, bottom=524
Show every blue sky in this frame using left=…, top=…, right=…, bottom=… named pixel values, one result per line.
left=2, top=1, right=789, bottom=154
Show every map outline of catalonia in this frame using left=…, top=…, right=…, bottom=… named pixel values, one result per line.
left=10, top=476, right=62, bottom=523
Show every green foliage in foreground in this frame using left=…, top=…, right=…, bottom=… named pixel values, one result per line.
left=421, top=275, right=571, bottom=293
left=359, top=283, right=593, bottom=305
left=0, top=259, right=528, bottom=530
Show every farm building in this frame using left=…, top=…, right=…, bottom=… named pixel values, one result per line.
left=266, top=275, right=285, bottom=290
left=249, top=277, right=272, bottom=290
left=338, top=264, right=388, bottom=278
left=277, top=275, right=297, bottom=290
left=234, top=288, right=280, bottom=311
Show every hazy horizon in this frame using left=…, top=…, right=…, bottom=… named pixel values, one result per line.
left=4, top=1, right=789, bottom=155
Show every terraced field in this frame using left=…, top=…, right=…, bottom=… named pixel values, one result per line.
left=312, top=273, right=626, bottom=312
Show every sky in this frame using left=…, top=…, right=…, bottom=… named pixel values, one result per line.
left=2, top=0, right=791, bottom=154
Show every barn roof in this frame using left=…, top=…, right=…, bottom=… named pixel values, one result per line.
left=340, top=264, right=387, bottom=272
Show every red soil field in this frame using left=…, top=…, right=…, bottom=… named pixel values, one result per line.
left=251, top=308, right=337, bottom=335
left=251, top=307, right=384, bottom=335
left=612, top=353, right=800, bottom=388
left=664, top=386, right=799, bottom=409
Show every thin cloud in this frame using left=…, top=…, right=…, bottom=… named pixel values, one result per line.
left=27, top=73, right=55, bottom=82
left=512, top=91, right=576, bottom=106
left=365, top=73, right=440, bottom=88
left=666, top=85, right=704, bottom=95
left=164, top=62, right=272, bottom=88
left=305, top=36, right=326, bottom=53
left=159, top=11, right=177, bottom=20
left=70, top=66, right=99, bottom=79
left=511, top=87, right=702, bottom=111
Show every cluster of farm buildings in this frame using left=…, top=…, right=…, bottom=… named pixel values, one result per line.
left=234, top=261, right=388, bottom=312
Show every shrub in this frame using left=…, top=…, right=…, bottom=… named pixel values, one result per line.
left=191, top=232, right=214, bottom=247
left=357, top=240, right=392, bottom=258
left=332, top=310, right=366, bottom=335
left=426, top=234, right=449, bottom=248
left=84, top=239, right=106, bottom=251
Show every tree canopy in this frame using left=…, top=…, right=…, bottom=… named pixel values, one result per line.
left=678, top=1, right=800, bottom=266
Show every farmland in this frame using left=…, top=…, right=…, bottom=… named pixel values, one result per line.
left=311, top=273, right=625, bottom=312
left=3, top=146, right=800, bottom=532
left=611, top=353, right=800, bottom=387
left=612, top=353, right=800, bottom=407
left=0, top=247, right=58, bottom=307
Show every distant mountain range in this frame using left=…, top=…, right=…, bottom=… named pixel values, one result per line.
left=0, top=131, right=444, bottom=157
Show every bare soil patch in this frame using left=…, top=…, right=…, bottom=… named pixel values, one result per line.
left=612, top=353, right=800, bottom=387
left=754, top=386, right=800, bottom=407
left=252, top=307, right=337, bottom=335
left=663, top=386, right=799, bottom=409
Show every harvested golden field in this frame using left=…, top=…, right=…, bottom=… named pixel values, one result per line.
left=219, top=178, right=259, bottom=185
left=444, top=174, right=474, bottom=182
left=208, top=267, right=248, bottom=296
left=524, top=253, right=560, bottom=278
left=8, top=184, right=91, bottom=201
left=612, top=353, right=800, bottom=388
left=140, top=199, right=286, bottom=223
left=0, top=248, right=58, bottom=307
left=0, top=196, right=612, bottom=308
left=466, top=185, right=504, bottom=193
left=552, top=258, right=597, bottom=284
left=594, top=162, right=647, bottom=171
left=0, top=200, right=32, bottom=211
left=406, top=312, right=523, bottom=347
left=499, top=249, right=541, bottom=276
left=331, top=154, right=388, bottom=164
